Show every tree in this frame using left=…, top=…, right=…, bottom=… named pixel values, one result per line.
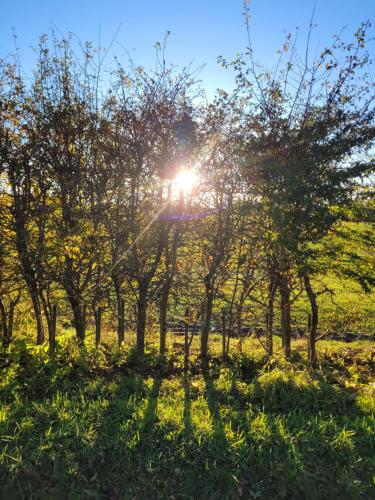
left=108, top=55, right=198, bottom=357
left=227, top=10, right=375, bottom=363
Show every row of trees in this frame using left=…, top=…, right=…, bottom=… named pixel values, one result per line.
left=0, top=21, right=374, bottom=366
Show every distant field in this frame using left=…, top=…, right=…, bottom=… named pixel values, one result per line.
left=0, top=333, right=374, bottom=499
left=293, top=273, right=375, bottom=336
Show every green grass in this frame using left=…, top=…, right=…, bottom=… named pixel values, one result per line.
left=0, top=333, right=374, bottom=499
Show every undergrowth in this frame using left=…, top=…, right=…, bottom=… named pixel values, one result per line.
left=0, top=332, right=374, bottom=499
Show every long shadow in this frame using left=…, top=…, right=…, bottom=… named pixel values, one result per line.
left=183, top=368, right=192, bottom=435
left=199, top=366, right=242, bottom=498
left=212, top=372, right=375, bottom=499
left=2, top=341, right=374, bottom=500
left=0, top=341, right=169, bottom=498
left=141, top=376, right=162, bottom=432
left=77, top=374, right=162, bottom=498
left=202, top=366, right=227, bottom=439
left=248, top=373, right=364, bottom=418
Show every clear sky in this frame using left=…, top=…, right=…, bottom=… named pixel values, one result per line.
left=1, top=0, right=374, bottom=97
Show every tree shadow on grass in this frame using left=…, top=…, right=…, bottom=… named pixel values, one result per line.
left=142, top=376, right=162, bottom=430
left=0, top=368, right=150, bottom=499
left=182, top=368, right=192, bottom=435
left=65, top=374, right=164, bottom=498
left=212, top=373, right=375, bottom=500
left=1, top=346, right=374, bottom=500
left=202, top=366, right=227, bottom=439
left=197, top=366, right=243, bottom=498
left=249, top=372, right=364, bottom=418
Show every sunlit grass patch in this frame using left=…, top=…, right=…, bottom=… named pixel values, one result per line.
left=0, top=334, right=374, bottom=499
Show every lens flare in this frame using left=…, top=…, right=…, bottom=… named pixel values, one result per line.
left=173, top=169, right=196, bottom=194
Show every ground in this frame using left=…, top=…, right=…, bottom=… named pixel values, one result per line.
left=0, top=332, right=374, bottom=499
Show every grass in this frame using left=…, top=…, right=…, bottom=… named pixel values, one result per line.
left=0, top=331, right=374, bottom=499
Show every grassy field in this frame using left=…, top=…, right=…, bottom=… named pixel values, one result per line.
left=0, top=332, right=374, bottom=499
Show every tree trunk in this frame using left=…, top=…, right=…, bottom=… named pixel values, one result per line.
left=201, top=285, right=214, bottom=360
left=0, top=299, right=16, bottom=349
left=48, top=304, right=57, bottom=355
left=95, top=306, right=102, bottom=347
left=0, top=298, right=8, bottom=348
left=136, top=283, right=149, bottom=358
left=279, top=274, right=291, bottom=359
left=159, top=290, right=168, bottom=356
left=119, top=299, right=125, bottom=346
left=8, top=301, right=15, bottom=345
left=14, top=217, right=45, bottom=344
left=221, top=309, right=227, bottom=360
left=113, top=278, right=124, bottom=345
left=304, top=274, right=318, bottom=368
left=63, top=255, right=85, bottom=341
left=266, top=277, right=277, bottom=356
left=40, top=296, right=57, bottom=355
left=69, top=295, right=86, bottom=342
left=31, top=292, right=45, bottom=345
left=159, top=215, right=181, bottom=356
left=184, top=307, right=190, bottom=366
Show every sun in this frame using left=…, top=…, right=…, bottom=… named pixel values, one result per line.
left=173, top=169, right=196, bottom=194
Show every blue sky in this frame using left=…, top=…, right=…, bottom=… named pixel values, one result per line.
left=1, top=0, right=374, bottom=97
